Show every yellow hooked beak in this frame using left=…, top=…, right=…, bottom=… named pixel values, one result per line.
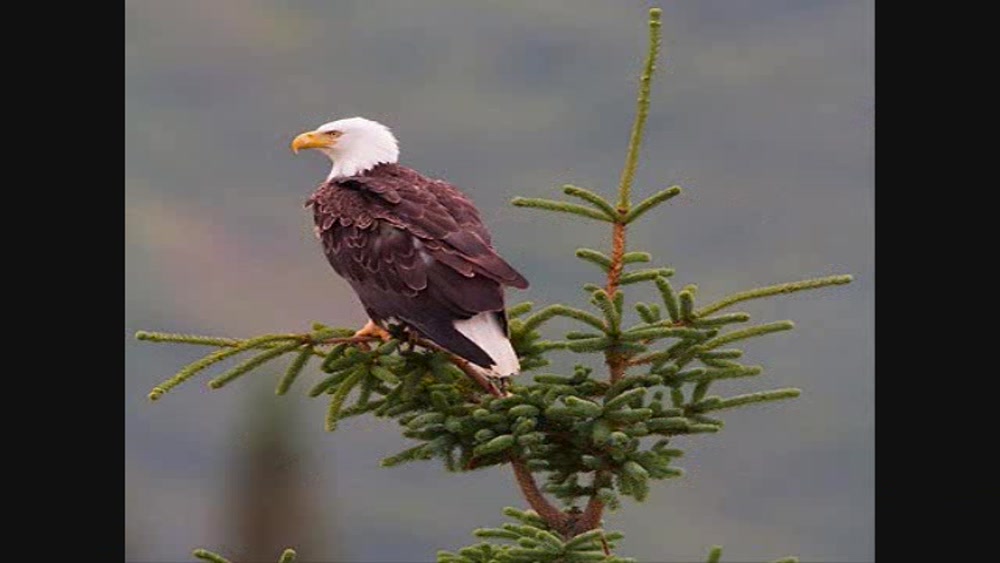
left=291, top=130, right=337, bottom=154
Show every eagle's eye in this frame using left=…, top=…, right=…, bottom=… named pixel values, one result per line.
left=325, top=130, right=342, bottom=137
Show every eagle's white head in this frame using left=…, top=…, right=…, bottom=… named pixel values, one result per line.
left=291, top=116, right=400, bottom=179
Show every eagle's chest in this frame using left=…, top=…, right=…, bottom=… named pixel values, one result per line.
left=314, top=201, right=422, bottom=287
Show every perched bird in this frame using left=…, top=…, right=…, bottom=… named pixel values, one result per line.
left=292, top=117, right=529, bottom=377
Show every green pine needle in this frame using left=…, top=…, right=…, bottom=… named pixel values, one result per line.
left=381, top=443, right=433, bottom=467
left=654, top=276, right=681, bottom=322
left=698, top=349, right=743, bottom=360
left=696, top=275, right=853, bottom=317
left=307, top=366, right=357, bottom=397
left=148, top=334, right=299, bottom=400
left=475, top=529, right=521, bottom=540
left=670, top=387, right=686, bottom=407
left=692, top=312, right=750, bottom=327
left=621, top=326, right=704, bottom=342
left=624, top=186, right=682, bottom=224
left=208, top=342, right=301, bottom=390
left=192, top=549, right=232, bottom=563
left=564, top=529, right=607, bottom=551
left=622, top=251, right=652, bottom=264
left=635, top=302, right=660, bottom=323
left=508, top=302, right=534, bottom=318
left=137, top=331, right=241, bottom=347
left=563, top=184, right=619, bottom=219
left=147, top=348, right=240, bottom=401
left=371, top=365, right=401, bottom=385
left=678, top=287, right=696, bottom=322
left=564, top=396, right=604, bottom=418
left=521, top=304, right=607, bottom=333
left=702, top=388, right=802, bottom=412
left=620, top=268, right=675, bottom=285
left=576, top=248, right=613, bottom=271
left=591, top=289, right=620, bottom=333
left=691, top=381, right=711, bottom=402
left=326, top=366, right=367, bottom=431
left=473, top=434, right=516, bottom=456
left=276, top=345, right=313, bottom=395
left=190, top=545, right=296, bottom=562
left=502, top=507, right=548, bottom=527
left=566, top=330, right=603, bottom=340
left=702, top=321, right=795, bottom=350
left=512, top=197, right=614, bottom=222
left=647, top=417, right=689, bottom=432
left=706, top=545, right=723, bottom=563
left=605, top=388, right=646, bottom=410
left=320, top=343, right=352, bottom=372
left=683, top=366, right=763, bottom=383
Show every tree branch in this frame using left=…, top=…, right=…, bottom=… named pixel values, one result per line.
left=576, top=479, right=606, bottom=534
left=510, top=456, right=569, bottom=534
left=396, top=335, right=506, bottom=399
left=581, top=8, right=666, bottom=533
left=615, top=7, right=661, bottom=210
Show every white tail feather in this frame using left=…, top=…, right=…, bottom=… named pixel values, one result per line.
left=453, top=313, right=520, bottom=376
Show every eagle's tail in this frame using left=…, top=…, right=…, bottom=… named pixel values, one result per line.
left=411, top=312, right=520, bottom=377
left=453, top=312, right=520, bottom=377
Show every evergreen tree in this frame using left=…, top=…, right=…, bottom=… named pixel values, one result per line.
left=137, top=8, right=852, bottom=563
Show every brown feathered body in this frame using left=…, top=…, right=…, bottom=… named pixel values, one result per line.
left=306, top=163, right=529, bottom=371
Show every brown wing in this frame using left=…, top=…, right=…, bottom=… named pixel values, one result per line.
left=343, top=166, right=528, bottom=289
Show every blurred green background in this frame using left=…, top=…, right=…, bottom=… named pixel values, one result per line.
left=125, top=1, right=873, bottom=561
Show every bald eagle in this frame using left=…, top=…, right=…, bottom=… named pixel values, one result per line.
left=292, top=117, right=529, bottom=376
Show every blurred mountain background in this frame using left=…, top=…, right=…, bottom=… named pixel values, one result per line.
left=125, top=1, right=873, bottom=561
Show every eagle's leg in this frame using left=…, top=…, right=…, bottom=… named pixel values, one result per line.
left=494, top=376, right=512, bottom=394
left=354, top=319, right=392, bottom=342
left=405, top=327, right=422, bottom=348
left=390, top=325, right=421, bottom=353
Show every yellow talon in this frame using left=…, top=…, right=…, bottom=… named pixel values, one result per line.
left=354, top=319, right=391, bottom=341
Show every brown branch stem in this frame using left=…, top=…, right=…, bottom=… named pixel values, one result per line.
left=445, top=352, right=506, bottom=399
left=606, top=219, right=627, bottom=298
left=582, top=6, right=663, bottom=532
left=321, top=335, right=379, bottom=345
left=577, top=480, right=606, bottom=533
left=625, top=355, right=657, bottom=367
left=510, top=456, right=570, bottom=534
left=401, top=337, right=506, bottom=399
left=605, top=218, right=629, bottom=386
